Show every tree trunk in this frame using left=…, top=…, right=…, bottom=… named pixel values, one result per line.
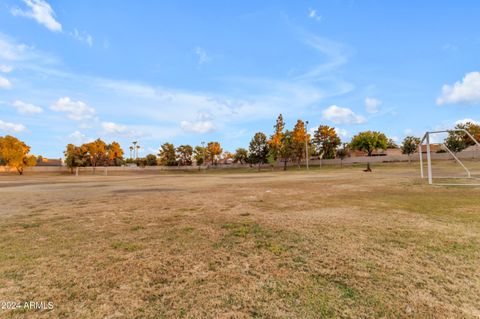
left=283, top=160, right=287, bottom=171
left=258, top=162, right=261, bottom=171
left=17, top=167, right=23, bottom=175
left=364, top=162, right=372, bottom=172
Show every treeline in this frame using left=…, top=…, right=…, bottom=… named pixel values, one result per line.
left=1, top=116, right=479, bottom=175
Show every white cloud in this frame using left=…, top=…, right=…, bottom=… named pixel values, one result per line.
left=12, top=100, right=43, bottom=114
left=0, top=119, right=26, bottom=132
left=322, top=105, right=365, bottom=125
left=71, top=29, right=93, bottom=47
left=195, top=47, right=211, bottom=65
left=308, top=9, right=322, bottom=21
left=455, top=118, right=478, bottom=125
left=0, top=76, right=12, bottom=89
left=437, top=72, right=480, bottom=105
left=180, top=113, right=216, bottom=134
left=51, top=97, right=95, bottom=121
left=68, top=130, right=91, bottom=144
left=11, top=0, right=62, bottom=32
left=0, top=65, right=13, bottom=73
left=365, top=97, right=381, bottom=113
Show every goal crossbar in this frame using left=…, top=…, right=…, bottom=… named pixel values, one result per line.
left=418, top=129, right=480, bottom=185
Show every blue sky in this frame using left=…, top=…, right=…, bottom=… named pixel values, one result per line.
left=0, top=0, right=479, bottom=158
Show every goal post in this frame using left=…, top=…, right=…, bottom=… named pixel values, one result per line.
left=419, top=129, right=480, bottom=185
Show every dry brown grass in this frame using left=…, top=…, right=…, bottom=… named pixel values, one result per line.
left=0, top=162, right=479, bottom=318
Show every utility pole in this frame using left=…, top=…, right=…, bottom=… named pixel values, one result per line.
left=305, top=120, right=309, bottom=170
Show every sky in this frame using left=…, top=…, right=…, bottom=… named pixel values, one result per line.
left=0, top=0, right=479, bottom=158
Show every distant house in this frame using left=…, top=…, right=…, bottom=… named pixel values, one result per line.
left=36, top=157, right=63, bottom=166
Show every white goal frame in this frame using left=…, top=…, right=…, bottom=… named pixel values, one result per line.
left=419, top=129, right=480, bottom=186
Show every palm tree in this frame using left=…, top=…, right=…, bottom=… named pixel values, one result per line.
left=129, top=146, right=133, bottom=159
left=136, top=145, right=140, bottom=159
left=132, top=141, right=138, bottom=159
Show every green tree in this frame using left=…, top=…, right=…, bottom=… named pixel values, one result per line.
left=249, top=132, right=269, bottom=171
left=444, top=132, right=467, bottom=153
left=145, top=154, right=158, bottom=166
left=387, top=138, right=399, bottom=149
left=194, top=146, right=206, bottom=166
left=64, top=143, right=87, bottom=174
left=401, top=136, right=421, bottom=163
left=336, top=144, right=350, bottom=167
left=233, top=148, right=249, bottom=164
left=313, top=125, right=341, bottom=159
left=177, top=145, right=193, bottom=166
left=454, top=122, right=480, bottom=146
left=350, top=131, right=388, bottom=172
left=158, top=143, right=177, bottom=166
left=0, top=135, right=37, bottom=175
left=278, top=130, right=294, bottom=171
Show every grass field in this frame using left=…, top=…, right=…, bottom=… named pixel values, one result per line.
left=0, top=162, right=479, bottom=318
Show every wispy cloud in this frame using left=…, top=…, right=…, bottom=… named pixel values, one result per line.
left=0, top=76, right=12, bottom=89
left=0, top=119, right=26, bottom=133
left=365, top=97, right=381, bottom=113
left=12, top=100, right=43, bottom=114
left=308, top=9, right=322, bottom=22
left=71, top=29, right=93, bottom=47
left=0, top=65, right=13, bottom=73
left=11, top=0, right=62, bottom=32
left=195, top=47, right=211, bottom=65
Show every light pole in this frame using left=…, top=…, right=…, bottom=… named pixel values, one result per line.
left=305, top=120, right=309, bottom=170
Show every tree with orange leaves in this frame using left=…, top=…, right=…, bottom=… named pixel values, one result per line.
left=207, top=141, right=222, bottom=164
left=267, top=114, right=285, bottom=161
left=291, top=119, right=310, bottom=167
left=313, top=125, right=341, bottom=159
left=0, top=135, right=37, bottom=175
left=106, top=141, right=124, bottom=166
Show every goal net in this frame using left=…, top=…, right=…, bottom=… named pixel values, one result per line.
left=419, top=129, right=480, bottom=186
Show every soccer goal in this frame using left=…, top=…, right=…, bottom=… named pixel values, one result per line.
left=419, top=129, right=480, bottom=186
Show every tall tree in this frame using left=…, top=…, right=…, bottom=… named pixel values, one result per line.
left=0, top=135, right=37, bottom=175
left=278, top=130, right=294, bottom=171
left=249, top=132, right=269, bottom=171
left=207, top=142, right=222, bottom=164
left=158, top=143, right=177, bottom=166
left=401, top=136, right=420, bottom=163
left=268, top=114, right=285, bottom=161
left=313, top=125, right=341, bottom=159
left=350, top=131, right=388, bottom=172
left=107, top=141, right=124, bottom=166
left=291, top=119, right=310, bottom=167
left=83, top=139, right=107, bottom=173
left=176, top=145, right=193, bottom=166
left=233, top=148, right=248, bottom=164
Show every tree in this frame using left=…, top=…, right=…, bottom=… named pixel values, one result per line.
left=233, top=148, right=248, bottom=164
left=107, top=141, right=124, bottom=166
left=313, top=125, right=341, bottom=159
left=350, top=131, right=388, bottom=172
left=291, top=119, right=310, bottom=167
left=64, top=143, right=87, bottom=174
left=401, top=136, right=420, bottom=163
left=455, top=122, right=480, bottom=146
left=249, top=132, right=269, bottom=171
left=145, top=154, right=158, bottom=166
left=268, top=114, right=285, bottom=161
left=194, top=146, right=206, bottom=166
left=387, top=138, right=399, bottom=149
left=444, top=132, right=467, bottom=154
left=336, top=144, right=350, bottom=167
left=158, top=143, right=177, bottom=166
left=0, top=135, right=37, bottom=175
left=278, top=130, right=294, bottom=171
left=177, top=145, right=193, bottom=166
left=83, top=139, right=107, bottom=173
left=207, top=142, right=222, bottom=165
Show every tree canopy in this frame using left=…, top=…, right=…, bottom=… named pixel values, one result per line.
left=0, top=135, right=37, bottom=175
left=313, top=125, right=341, bottom=159
left=249, top=132, right=269, bottom=170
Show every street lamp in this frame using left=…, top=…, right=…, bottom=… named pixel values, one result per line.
left=305, top=120, right=309, bottom=170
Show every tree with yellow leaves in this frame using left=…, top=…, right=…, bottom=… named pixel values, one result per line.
left=106, top=141, right=124, bottom=166
left=268, top=114, right=285, bottom=161
left=207, top=141, right=222, bottom=164
left=83, top=138, right=107, bottom=173
left=0, top=135, right=37, bottom=175
left=291, top=119, right=310, bottom=167
left=313, top=125, right=341, bottom=159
